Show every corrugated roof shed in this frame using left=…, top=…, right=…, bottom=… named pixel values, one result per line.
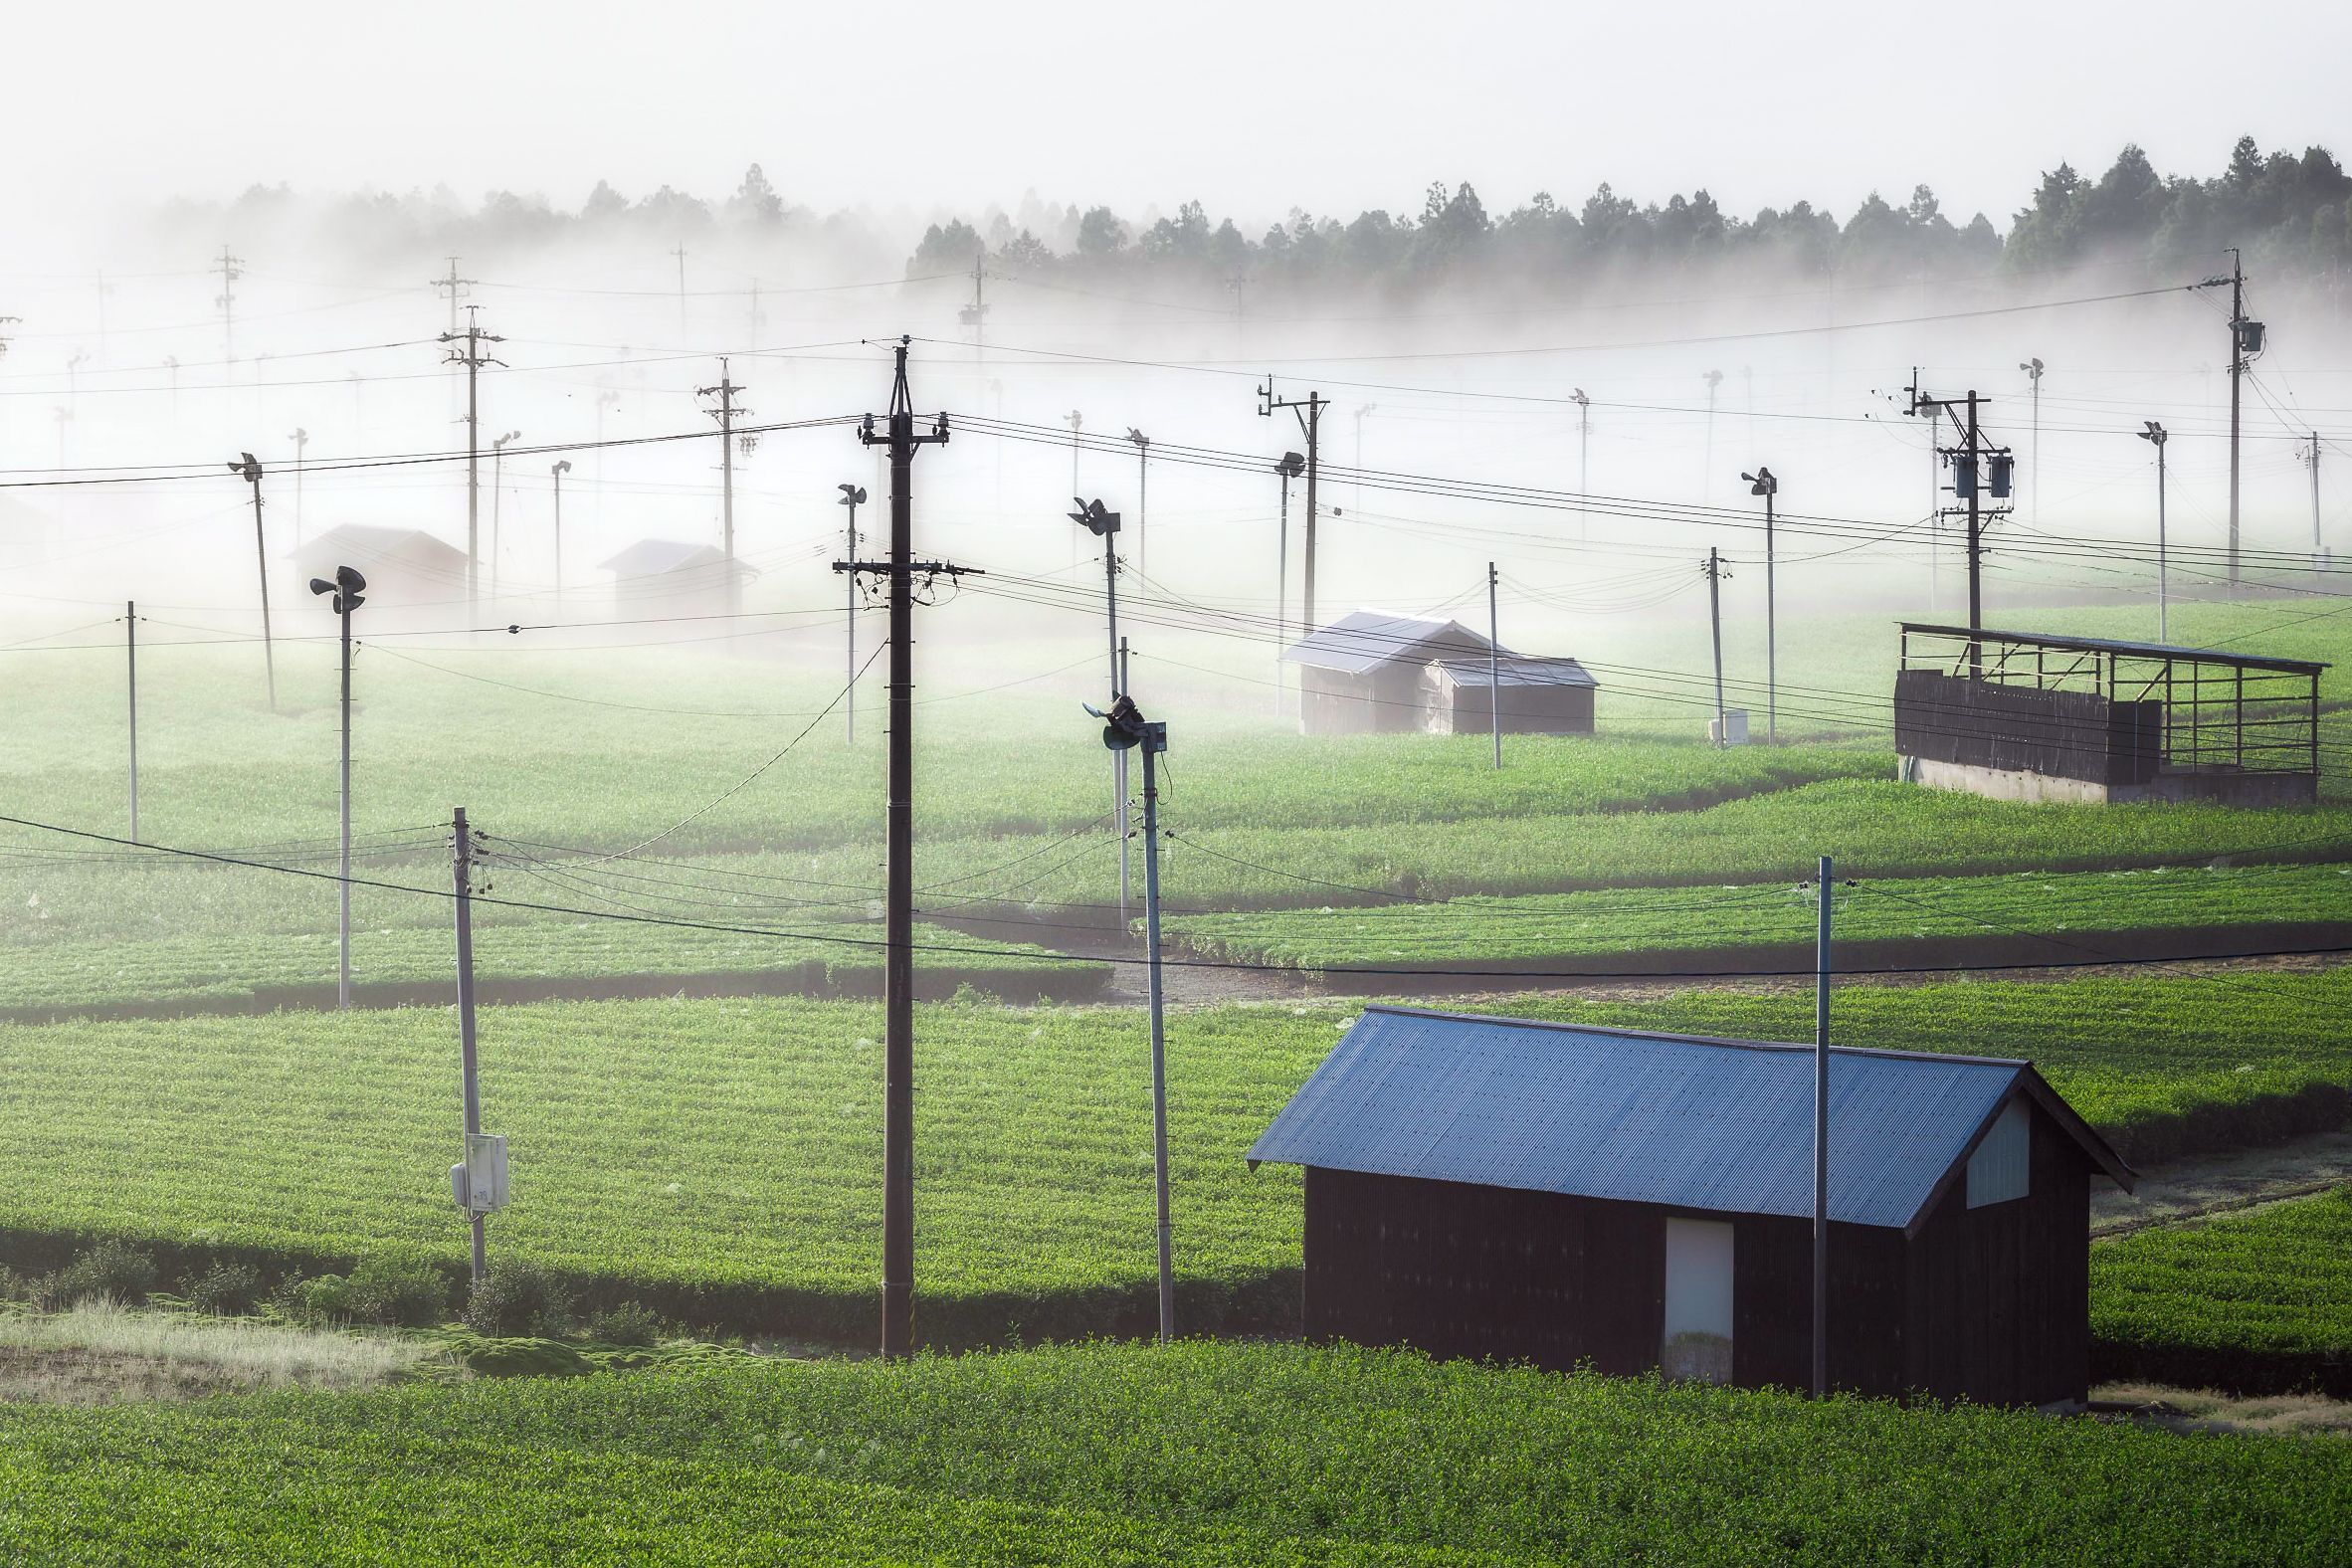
left=1248, top=1006, right=2129, bottom=1231
left=1431, top=655, right=1598, bottom=689
left=597, top=539, right=759, bottom=580
left=287, top=523, right=468, bottom=567
left=1282, top=610, right=1501, bottom=676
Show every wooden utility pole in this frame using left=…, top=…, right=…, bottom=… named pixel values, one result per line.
left=699, top=361, right=751, bottom=620
left=1260, top=382, right=1327, bottom=630
left=1705, top=548, right=1726, bottom=746
left=840, top=338, right=959, bottom=1359
left=439, top=309, right=504, bottom=617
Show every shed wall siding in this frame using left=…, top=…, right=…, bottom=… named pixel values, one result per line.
left=1901, top=1103, right=2093, bottom=1406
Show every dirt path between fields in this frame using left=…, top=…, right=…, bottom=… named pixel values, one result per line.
left=2092, top=1126, right=2352, bottom=1238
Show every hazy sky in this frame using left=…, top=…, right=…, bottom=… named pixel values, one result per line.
left=10, top=0, right=2349, bottom=235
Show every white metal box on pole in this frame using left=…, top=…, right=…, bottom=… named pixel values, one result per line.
left=449, top=1132, right=508, bottom=1215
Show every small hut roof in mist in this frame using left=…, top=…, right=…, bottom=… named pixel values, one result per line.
left=287, top=524, right=468, bottom=572
left=1282, top=610, right=1500, bottom=677
left=598, top=538, right=760, bottom=581
left=1429, top=655, right=1597, bottom=689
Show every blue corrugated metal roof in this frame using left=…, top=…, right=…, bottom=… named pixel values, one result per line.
left=1281, top=610, right=1502, bottom=676
left=1431, top=655, right=1598, bottom=689
left=1248, top=1007, right=2051, bottom=1230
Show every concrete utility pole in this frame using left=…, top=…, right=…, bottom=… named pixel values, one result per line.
left=1127, top=428, right=1151, bottom=580
left=1260, top=381, right=1328, bottom=631
left=1092, top=693, right=1174, bottom=1343
left=228, top=452, right=277, bottom=710
left=672, top=243, right=689, bottom=340
left=1914, top=383, right=2012, bottom=671
left=2140, top=422, right=2171, bottom=643
left=840, top=337, right=959, bottom=1360
left=1705, top=547, right=1726, bottom=746
left=1487, top=562, right=1502, bottom=770
left=2303, top=432, right=2324, bottom=561
left=308, top=566, right=366, bottom=1010
left=439, top=309, right=504, bottom=617
left=1352, top=404, right=1376, bottom=517
left=959, top=249, right=989, bottom=350
left=1570, top=387, right=1591, bottom=537
left=1065, top=410, right=1083, bottom=566
left=450, top=806, right=487, bottom=1287
left=1274, top=451, right=1304, bottom=714
left=1701, top=369, right=1724, bottom=500
left=1813, top=854, right=1833, bottom=1401
left=124, top=603, right=138, bottom=840
left=430, top=257, right=477, bottom=335
left=1074, top=496, right=1130, bottom=924
left=550, top=461, right=571, bottom=611
left=288, top=428, right=308, bottom=549
left=214, top=245, right=243, bottom=364
left=489, top=430, right=520, bottom=601
left=2019, top=358, right=2044, bottom=526
left=1743, top=467, right=1779, bottom=745
left=839, top=483, right=867, bottom=742
left=699, top=360, right=750, bottom=620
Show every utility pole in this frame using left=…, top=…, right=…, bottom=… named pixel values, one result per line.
left=1260, top=382, right=1328, bottom=631
left=450, top=806, right=488, bottom=1288
left=550, top=461, right=571, bottom=611
left=439, top=308, right=504, bottom=617
left=2194, top=250, right=2262, bottom=586
left=1813, top=854, right=1833, bottom=1400
left=1701, top=369, right=1723, bottom=500
left=959, top=249, right=989, bottom=349
left=1352, top=404, right=1376, bottom=518
left=1274, top=452, right=1303, bottom=715
left=1743, top=467, right=1779, bottom=745
left=1127, top=429, right=1151, bottom=580
left=839, top=483, right=867, bottom=742
left=1073, top=497, right=1129, bottom=923
left=288, top=428, right=308, bottom=549
left=839, top=337, right=959, bottom=1360
left=214, top=245, right=243, bottom=364
left=1570, top=388, right=1591, bottom=537
left=1914, top=384, right=2011, bottom=671
left=430, top=257, right=477, bottom=335
left=1065, top=410, right=1083, bottom=567
left=2019, top=358, right=2044, bottom=526
left=489, top=430, right=520, bottom=602
left=124, top=603, right=138, bottom=841
left=672, top=243, right=689, bottom=340
left=1092, top=693, right=1174, bottom=1343
left=2303, top=432, right=2324, bottom=561
left=1705, top=547, right=1726, bottom=746
left=228, top=452, right=277, bottom=710
left=1487, top=562, right=1501, bottom=770
left=699, top=360, right=750, bottom=620
left=2140, top=422, right=2171, bottom=643
left=308, top=567, right=366, bottom=1009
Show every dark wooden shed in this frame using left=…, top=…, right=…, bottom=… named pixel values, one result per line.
left=1419, top=656, right=1597, bottom=735
left=1249, top=1006, right=2133, bottom=1407
left=1894, top=623, right=2326, bottom=806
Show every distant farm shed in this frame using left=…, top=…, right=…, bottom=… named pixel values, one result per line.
left=1249, top=1006, right=2132, bottom=1407
left=288, top=525, right=469, bottom=604
left=599, top=539, right=759, bottom=617
left=1282, top=611, right=1596, bottom=736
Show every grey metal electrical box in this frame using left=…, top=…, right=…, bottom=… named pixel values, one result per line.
left=449, top=1133, right=509, bottom=1215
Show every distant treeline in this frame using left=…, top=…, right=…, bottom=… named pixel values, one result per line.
left=168, top=140, right=2352, bottom=295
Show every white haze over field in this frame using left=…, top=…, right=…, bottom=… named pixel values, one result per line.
left=0, top=1, right=2347, bottom=705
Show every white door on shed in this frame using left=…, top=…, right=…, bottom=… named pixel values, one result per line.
left=1662, top=1217, right=1735, bottom=1383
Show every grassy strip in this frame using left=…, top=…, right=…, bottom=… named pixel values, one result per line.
left=0, top=972, right=2344, bottom=1344
left=1166, top=861, right=2352, bottom=968
left=2091, top=1186, right=2352, bottom=1398
left=0, top=1340, right=2346, bottom=1565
